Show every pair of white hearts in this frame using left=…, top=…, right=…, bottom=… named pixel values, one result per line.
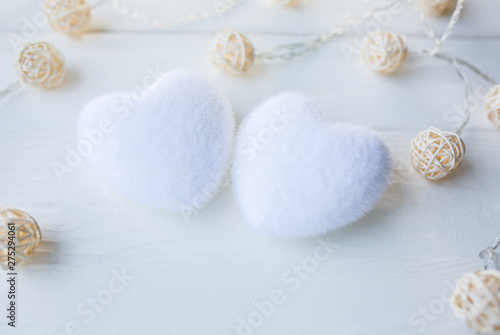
left=77, top=70, right=392, bottom=238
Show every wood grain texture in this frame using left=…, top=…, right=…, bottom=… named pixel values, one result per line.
left=0, top=0, right=499, bottom=334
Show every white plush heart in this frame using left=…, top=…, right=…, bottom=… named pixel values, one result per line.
left=77, top=70, right=235, bottom=212
left=232, top=91, right=392, bottom=238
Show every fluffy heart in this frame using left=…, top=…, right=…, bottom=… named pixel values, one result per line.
left=77, top=69, right=235, bottom=213
left=232, top=91, right=392, bottom=238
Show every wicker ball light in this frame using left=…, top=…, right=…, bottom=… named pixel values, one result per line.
left=361, top=31, right=408, bottom=74
left=44, top=0, right=91, bottom=36
left=486, top=85, right=500, bottom=127
left=451, top=269, right=500, bottom=334
left=15, top=42, right=66, bottom=90
left=410, top=127, right=465, bottom=181
left=0, top=206, right=42, bottom=269
left=273, top=0, right=297, bottom=6
left=417, top=0, right=452, bottom=16
left=209, top=29, right=255, bottom=75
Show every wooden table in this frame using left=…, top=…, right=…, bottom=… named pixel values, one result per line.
left=0, top=0, right=499, bottom=334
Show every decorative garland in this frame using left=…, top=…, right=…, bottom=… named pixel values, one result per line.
left=42, top=0, right=244, bottom=36
left=209, top=0, right=399, bottom=73
left=209, top=0, right=499, bottom=181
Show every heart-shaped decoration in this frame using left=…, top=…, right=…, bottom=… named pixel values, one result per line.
left=232, top=92, right=392, bottom=238
left=77, top=69, right=235, bottom=213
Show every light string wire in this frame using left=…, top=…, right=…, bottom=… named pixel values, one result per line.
left=109, top=0, right=243, bottom=28
left=479, top=233, right=500, bottom=270
left=255, top=0, right=400, bottom=60
left=408, top=0, right=465, bottom=53
left=414, top=49, right=474, bottom=135
left=409, top=0, right=498, bottom=134
left=0, top=82, right=21, bottom=100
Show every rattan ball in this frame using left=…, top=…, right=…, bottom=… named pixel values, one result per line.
left=485, top=85, right=500, bottom=127
left=451, top=269, right=500, bottom=334
left=417, top=0, right=451, bottom=16
left=361, top=31, right=407, bottom=74
left=209, top=29, right=255, bottom=75
left=15, top=42, right=66, bottom=90
left=44, top=0, right=91, bottom=36
left=0, top=206, right=42, bottom=269
left=273, top=0, right=297, bottom=6
left=410, top=127, right=465, bottom=180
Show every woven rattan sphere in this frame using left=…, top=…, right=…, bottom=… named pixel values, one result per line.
left=361, top=31, right=407, bottom=74
left=273, top=0, right=297, bottom=6
left=15, top=42, right=66, bottom=90
left=411, top=127, right=465, bottom=180
left=486, top=85, right=500, bottom=127
left=451, top=269, right=500, bottom=334
left=209, top=29, right=255, bottom=75
left=44, top=0, right=91, bottom=36
left=0, top=206, right=42, bottom=269
left=417, top=0, right=451, bottom=16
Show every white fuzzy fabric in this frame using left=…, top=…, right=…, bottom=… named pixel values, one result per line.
left=77, top=69, right=235, bottom=212
left=232, top=91, right=392, bottom=238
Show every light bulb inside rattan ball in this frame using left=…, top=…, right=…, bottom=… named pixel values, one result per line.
left=209, top=29, right=255, bottom=75
left=361, top=31, right=407, bottom=74
left=15, top=41, right=66, bottom=90
left=410, top=127, right=465, bottom=180
left=273, top=0, right=297, bottom=6
left=44, top=0, right=91, bottom=36
left=417, top=0, right=451, bottom=16
left=450, top=269, right=500, bottom=334
left=0, top=206, right=42, bottom=269
left=485, top=85, right=500, bottom=127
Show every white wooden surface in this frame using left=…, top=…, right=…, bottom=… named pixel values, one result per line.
left=0, top=1, right=500, bottom=334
